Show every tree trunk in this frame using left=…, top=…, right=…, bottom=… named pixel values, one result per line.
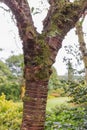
left=76, top=19, right=87, bottom=83
left=67, top=60, right=74, bottom=81
left=0, top=0, right=87, bottom=130
left=21, top=80, right=48, bottom=130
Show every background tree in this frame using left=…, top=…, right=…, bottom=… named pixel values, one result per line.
left=0, top=55, right=23, bottom=101
left=67, top=60, right=74, bottom=81
left=48, top=66, right=60, bottom=90
left=63, top=44, right=84, bottom=75
left=6, top=54, right=25, bottom=100
left=6, top=54, right=24, bottom=76
left=75, top=13, right=87, bottom=84
left=0, top=0, right=87, bottom=130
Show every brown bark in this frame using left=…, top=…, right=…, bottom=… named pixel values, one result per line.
left=21, top=80, right=48, bottom=130
left=76, top=18, right=87, bottom=83
left=43, top=0, right=87, bottom=64
left=0, top=0, right=87, bottom=130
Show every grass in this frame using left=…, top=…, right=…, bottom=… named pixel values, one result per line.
left=46, top=97, right=71, bottom=111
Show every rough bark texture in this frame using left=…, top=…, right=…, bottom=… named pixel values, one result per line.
left=43, top=0, right=87, bottom=63
left=76, top=19, right=87, bottom=83
left=21, top=80, right=48, bottom=130
left=0, top=0, right=87, bottom=130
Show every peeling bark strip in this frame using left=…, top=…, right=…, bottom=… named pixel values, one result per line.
left=0, top=0, right=87, bottom=130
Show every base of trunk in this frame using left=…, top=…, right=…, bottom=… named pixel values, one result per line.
left=20, top=80, right=48, bottom=130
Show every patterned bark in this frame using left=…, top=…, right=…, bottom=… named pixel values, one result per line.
left=21, top=80, right=48, bottom=130
left=0, top=0, right=87, bottom=130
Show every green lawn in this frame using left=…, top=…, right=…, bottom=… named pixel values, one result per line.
left=47, top=97, right=71, bottom=111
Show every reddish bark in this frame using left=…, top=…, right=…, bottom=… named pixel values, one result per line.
left=0, top=0, right=87, bottom=130
left=21, top=80, right=48, bottom=130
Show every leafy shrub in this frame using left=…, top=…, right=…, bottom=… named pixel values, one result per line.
left=0, top=81, right=21, bottom=101
left=0, top=55, right=23, bottom=101
left=45, top=105, right=87, bottom=130
left=0, top=93, right=22, bottom=130
left=65, top=80, right=87, bottom=104
left=48, top=88, right=64, bottom=98
left=1, top=94, right=87, bottom=130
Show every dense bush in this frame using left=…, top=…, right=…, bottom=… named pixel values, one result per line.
left=1, top=94, right=87, bottom=130
left=45, top=105, right=87, bottom=130
left=64, top=80, right=87, bottom=104
left=0, top=57, right=23, bottom=101
left=48, top=67, right=60, bottom=90
left=0, top=81, right=21, bottom=101
left=0, top=94, right=22, bottom=130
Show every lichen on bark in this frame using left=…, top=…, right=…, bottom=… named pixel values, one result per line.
left=23, top=32, right=52, bottom=81
left=0, top=0, right=87, bottom=130
left=45, top=1, right=82, bottom=37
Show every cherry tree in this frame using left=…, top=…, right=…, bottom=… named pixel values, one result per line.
left=0, top=0, right=87, bottom=130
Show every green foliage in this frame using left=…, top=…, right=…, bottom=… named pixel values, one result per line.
left=6, top=54, right=24, bottom=76
left=45, top=105, right=87, bottom=130
left=48, top=67, right=61, bottom=90
left=1, top=94, right=87, bottom=130
left=65, top=80, right=87, bottom=104
left=0, top=55, right=23, bottom=101
left=48, top=70, right=87, bottom=104
left=0, top=81, right=21, bottom=101
left=0, top=60, right=12, bottom=79
left=0, top=94, right=22, bottom=130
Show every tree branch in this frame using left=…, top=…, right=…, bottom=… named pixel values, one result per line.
left=43, top=0, right=87, bottom=35
left=0, top=5, right=10, bottom=12
left=0, top=0, right=37, bottom=41
left=42, top=0, right=87, bottom=64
